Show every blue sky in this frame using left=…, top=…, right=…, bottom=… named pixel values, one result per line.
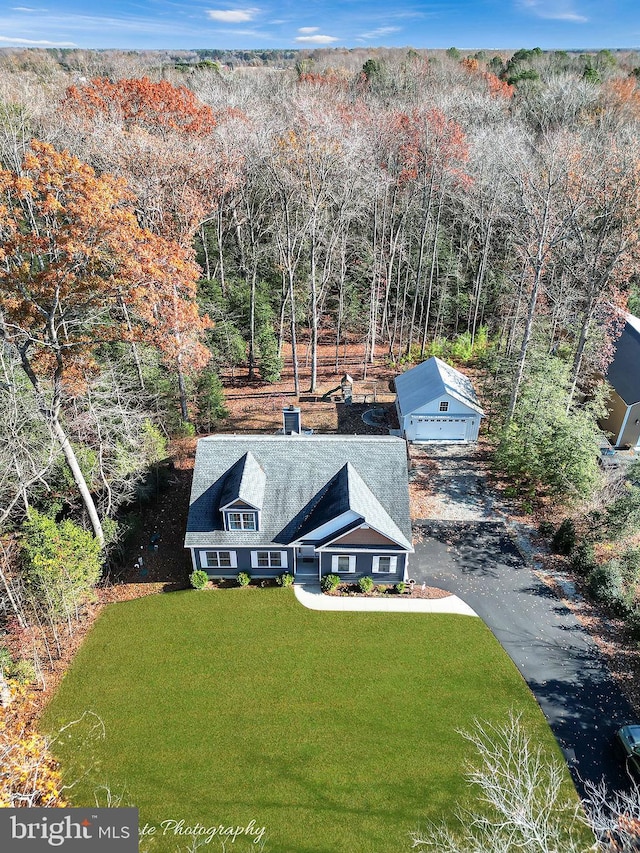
left=0, top=1, right=638, bottom=51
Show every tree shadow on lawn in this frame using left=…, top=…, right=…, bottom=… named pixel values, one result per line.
left=201, top=747, right=443, bottom=853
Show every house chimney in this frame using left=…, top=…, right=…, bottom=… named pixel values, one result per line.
left=282, top=405, right=302, bottom=435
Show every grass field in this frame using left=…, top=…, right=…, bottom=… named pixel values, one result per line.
left=42, top=589, right=574, bottom=853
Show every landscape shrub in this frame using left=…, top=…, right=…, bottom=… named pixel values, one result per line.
left=570, top=541, right=597, bottom=576
left=358, top=576, right=374, bottom=594
left=0, top=647, right=36, bottom=685
left=626, top=608, right=640, bottom=642
left=620, top=547, right=640, bottom=585
left=321, top=574, right=340, bottom=592
left=174, top=420, right=196, bottom=438
left=276, top=572, right=294, bottom=587
left=538, top=520, right=555, bottom=538
left=237, top=572, right=251, bottom=587
left=21, top=510, right=103, bottom=622
left=0, top=645, right=12, bottom=674
left=189, top=570, right=209, bottom=589
left=587, top=561, right=626, bottom=611
left=10, top=660, right=36, bottom=685
left=551, top=518, right=576, bottom=555
left=395, top=582, right=406, bottom=594
left=603, top=484, right=640, bottom=540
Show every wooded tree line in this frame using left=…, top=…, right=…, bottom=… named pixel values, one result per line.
left=1, top=47, right=640, bottom=664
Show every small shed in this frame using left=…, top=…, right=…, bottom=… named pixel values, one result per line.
left=394, top=356, right=484, bottom=443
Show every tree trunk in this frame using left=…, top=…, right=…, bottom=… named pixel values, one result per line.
left=248, top=267, right=257, bottom=380
left=176, top=355, right=189, bottom=423
left=288, top=271, right=300, bottom=397
left=308, top=233, right=319, bottom=393
left=50, top=416, right=104, bottom=547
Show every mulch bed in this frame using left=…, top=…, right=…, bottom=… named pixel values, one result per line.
left=325, top=583, right=451, bottom=599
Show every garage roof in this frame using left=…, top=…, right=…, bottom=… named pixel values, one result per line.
left=395, top=356, right=484, bottom=417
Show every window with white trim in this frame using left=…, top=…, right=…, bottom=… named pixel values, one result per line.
left=251, top=551, right=287, bottom=569
left=203, top=551, right=237, bottom=569
left=332, top=554, right=356, bottom=573
left=226, top=511, right=257, bottom=531
left=439, top=401, right=449, bottom=412
left=372, top=555, right=398, bottom=573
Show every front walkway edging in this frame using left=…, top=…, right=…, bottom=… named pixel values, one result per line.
left=294, top=582, right=478, bottom=616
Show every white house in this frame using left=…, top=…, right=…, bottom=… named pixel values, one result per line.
left=394, top=356, right=484, bottom=442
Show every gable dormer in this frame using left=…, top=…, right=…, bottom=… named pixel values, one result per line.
left=218, top=451, right=265, bottom=532
left=288, top=462, right=412, bottom=550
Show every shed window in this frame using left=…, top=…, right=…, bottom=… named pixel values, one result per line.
left=439, top=401, right=449, bottom=412
left=203, top=551, right=237, bottom=569
left=332, top=554, right=356, bottom=573
left=251, top=551, right=287, bottom=569
left=227, top=511, right=257, bottom=531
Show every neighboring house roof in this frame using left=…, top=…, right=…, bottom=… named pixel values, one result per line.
left=607, top=314, right=640, bottom=405
left=395, top=356, right=484, bottom=416
left=185, top=436, right=413, bottom=551
left=218, top=450, right=266, bottom=510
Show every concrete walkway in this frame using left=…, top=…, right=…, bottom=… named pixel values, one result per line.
left=294, top=581, right=478, bottom=615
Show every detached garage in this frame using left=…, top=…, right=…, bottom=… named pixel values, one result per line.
left=395, top=356, right=484, bottom=443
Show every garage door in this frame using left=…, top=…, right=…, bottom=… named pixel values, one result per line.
left=412, top=417, right=468, bottom=441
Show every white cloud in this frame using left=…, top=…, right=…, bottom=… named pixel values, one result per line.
left=295, top=34, right=338, bottom=44
left=519, top=0, right=588, bottom=22
left=298, top=26, right=319, bottom=34
left=206, top=8, right=259, bottom=23
left=359, top=26, right=401, bottom=39
left=0, top=34, right=76, bottom=45
left=12, top=6, right=48, bottom=11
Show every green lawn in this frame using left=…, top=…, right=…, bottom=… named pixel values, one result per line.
left=42, top=589, right=573, bottom=853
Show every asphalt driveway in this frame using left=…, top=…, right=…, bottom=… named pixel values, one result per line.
left=411, top=519, right=637, bottom=796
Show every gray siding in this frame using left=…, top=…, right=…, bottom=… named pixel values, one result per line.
left=194, top=547, right=293, bottom=579
left=319, top=551, right=407, bottom=583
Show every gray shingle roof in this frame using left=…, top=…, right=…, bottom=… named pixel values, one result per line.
left=218, top=451, right=266, bottom=509
left=184, top=435, right=413, bottom=551
left=395, top=356, right=484, bottom=416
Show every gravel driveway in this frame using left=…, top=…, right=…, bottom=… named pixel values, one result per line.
left=410, top=443, right=503, bottom=521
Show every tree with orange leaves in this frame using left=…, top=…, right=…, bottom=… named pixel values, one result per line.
left=0, top=140, right=208, bottom=544
left=59, top=76, right=241, bottom=419
left=61, top=76, right=216, bottom=136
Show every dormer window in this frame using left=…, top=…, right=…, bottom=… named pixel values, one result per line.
left=226, top=511, right=257, bottom=531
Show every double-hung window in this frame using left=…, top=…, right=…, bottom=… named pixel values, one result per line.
left=251, top=551, right=287, bottom=569
left=439, top=401, right=449, bottom=412
left=332, top=554, right=356, bottom=573
left=372, top=555, right=398, bottom=573
left=227, top=511, right=257, bottom=531
left=203, top=551, right=237, bottom=569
